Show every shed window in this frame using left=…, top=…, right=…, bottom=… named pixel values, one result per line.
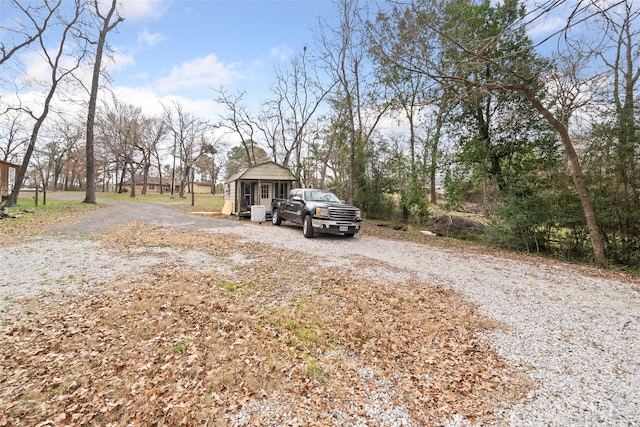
left=261, top=184, right=269, bottom=199
left=275, top=183, right=288, bottom=199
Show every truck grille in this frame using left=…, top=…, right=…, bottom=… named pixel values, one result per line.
left=329, top=207, right=357, bottom=221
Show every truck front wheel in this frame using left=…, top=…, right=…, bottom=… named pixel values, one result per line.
left=272, top=208, right=282, bottom=225
left=302, top=214, right=314, bottom=238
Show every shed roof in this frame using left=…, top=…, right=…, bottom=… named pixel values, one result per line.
left=225, top=161, right=295, bottom=183
left=0, top=160, right=20, bottom=168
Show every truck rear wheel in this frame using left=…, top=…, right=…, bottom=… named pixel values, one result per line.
left=272, top=208, right=282, bottom=225
left=303, top=215, right=314, bottom=238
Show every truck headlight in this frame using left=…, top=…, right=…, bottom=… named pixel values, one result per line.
left=315, top=207, right=329, bottom=217
left=355, top=209, right=361, bottom=220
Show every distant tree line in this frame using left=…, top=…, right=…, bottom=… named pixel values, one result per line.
left=1, top=0, right=639, bottom=268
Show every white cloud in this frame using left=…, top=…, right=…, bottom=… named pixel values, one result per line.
left=527, top=15, right=566, bottom=39
left=137, top=29, right=166, bottom=47
left=110, top=86, right=163, bottom=114
left=18, top=44, right=97, bottom=87
left=111, top=85, right=225, bottom=121
left=153, top=53, right=240, bottom=94
left=117, top=0, right=169, bottom=21
left=270, top=45, right=293, bottom=62
left=105, top=47, right=135, bottom=72
left=18, top=50, right=51, bottom=85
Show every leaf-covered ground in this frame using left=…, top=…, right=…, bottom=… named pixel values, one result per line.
left=0, top=223, right=531, bottom=426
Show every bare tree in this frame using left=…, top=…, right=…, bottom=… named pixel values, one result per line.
left=83, top=0, right=124, bottom=204
left=31, top=119, right=83, bottom=191
left=31, top=132, right=61, bottom=195
left=163, top=100, right=214, bottom=205
left=316, top=0, right=389, bottom=203
left=427, top=89, right=452, bottom=204
left=96, top=99, right=142, bottom=196
left=376, top=62, right=452, bottom=206
left=305, top=117, right=334, bottom=188
left=0, top=0, right=61, bottom=67
left=256, top=47, right=336, bottom=183
left=132, top=115, right=168, bottom=195
left=61, top=143, right=85, bottom=191
left=583, top=0, right=640, bottom=264
left=196, top=137, right=227, bottom=194
left=598, top=0, right=640, bottom=194
left=94, top=124, right=117, bottom=192
left=140, top=116, right=169, bottom=194
left=214, top=88, right=261, bottom=166
left=0, top=112, right=28, bottom=163
left=5, top=0, right=85, bottom=207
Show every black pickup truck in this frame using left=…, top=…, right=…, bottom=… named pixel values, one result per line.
left=271, top=188, right=362, bottom=238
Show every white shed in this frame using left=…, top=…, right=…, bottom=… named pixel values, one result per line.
left=223, top=162, right=296, bottom=216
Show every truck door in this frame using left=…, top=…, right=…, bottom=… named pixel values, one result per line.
left=283, top=189, right=303, bottom=222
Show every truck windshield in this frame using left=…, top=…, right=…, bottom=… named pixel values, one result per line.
left=304, top=190, right=341, bottom=202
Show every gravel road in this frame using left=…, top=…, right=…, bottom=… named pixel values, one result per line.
left=1, top=198, right=638, bottom=426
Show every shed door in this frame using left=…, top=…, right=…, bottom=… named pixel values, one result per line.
left=241, top=181, right=256, bottom=206
left=259, top=183, right=271, bottom=206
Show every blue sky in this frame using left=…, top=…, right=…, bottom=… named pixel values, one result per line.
left=108, top=0, right=336, bottom=118
left=92, top=0, right=568, bottom=121
left=2, top=0, right=570, bottom=139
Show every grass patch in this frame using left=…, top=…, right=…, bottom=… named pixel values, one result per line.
left=1, top=190, right=225, bottom=243
left=218, top=280, right=241, bottom=292
left=169, top=339, right=191, bottom=354
left=80, top=190, right=225, bottom=213
left=0, top=196, right=101, bottom=241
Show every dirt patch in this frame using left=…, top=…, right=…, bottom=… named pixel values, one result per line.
left=428, top=214, right=486, bottom=238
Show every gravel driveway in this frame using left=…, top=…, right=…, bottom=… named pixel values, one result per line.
left=1, top=198, right=639, bottom=426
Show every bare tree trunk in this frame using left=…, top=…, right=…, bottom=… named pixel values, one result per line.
left=191, top=169, right=196, bottom=207
left=84, top=0, right=123, bottom=204
left=117, top=163, right=126, bottom=193
left=142, top=161, right=150, bottom=195
left=179, top=165, right=186, bottom=198
left=129, top=162, right=136, bottom=198
left=430, top=103, right=444, bottom=204
left=522, top=87, right=606, bottom=266
left=6, top=1, right=82, bottom=207
left=157, top=157, right=164, bottom=194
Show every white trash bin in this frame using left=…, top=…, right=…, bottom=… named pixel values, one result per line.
left=250, top=205, right=266, bottom=223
